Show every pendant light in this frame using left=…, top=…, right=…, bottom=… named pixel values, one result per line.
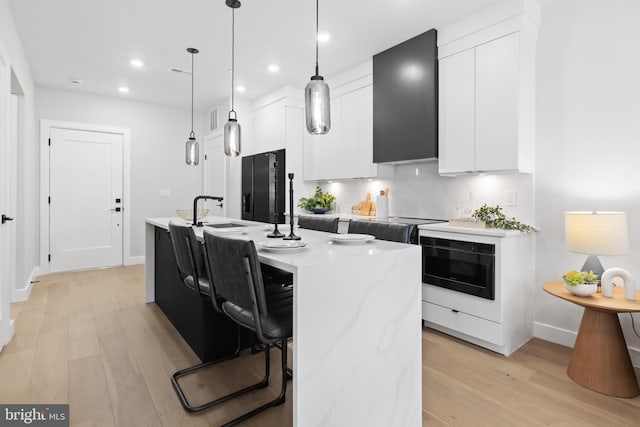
left=185, top=47, right=200, bottom=166
left=304, top=0, right=331, bottom=135
left=224, top=0, right=241, bottom=157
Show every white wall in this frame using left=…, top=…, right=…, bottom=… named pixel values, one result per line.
left=534, top=0, right=640, bottom=362
left=36, top=87, right=207, bottom=259
left=1, top=0, right=38, bottom=299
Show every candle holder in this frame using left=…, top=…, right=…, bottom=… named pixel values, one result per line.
left=267, top=155, right=284, bottom=238
left=283, top=173, right=301, bottom=241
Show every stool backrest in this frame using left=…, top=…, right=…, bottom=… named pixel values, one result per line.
left=202, top=231, right=268, bottom=317
left=348, top=220, right=411, bottom=243
left=168, top=222, right=201, bottom=282
left=297, top=216, right=340, bottom=233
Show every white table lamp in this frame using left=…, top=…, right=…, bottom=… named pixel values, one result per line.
left=565, top=211, right=629, bottom=279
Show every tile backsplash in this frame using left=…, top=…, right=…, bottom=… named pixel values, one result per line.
left=317, top=161, right=534, bottom=224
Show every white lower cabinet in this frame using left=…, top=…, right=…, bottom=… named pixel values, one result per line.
left=420, top=227, right=534, bottom=356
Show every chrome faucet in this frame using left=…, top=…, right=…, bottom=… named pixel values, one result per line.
left=193, top=195, right=223, bottom=226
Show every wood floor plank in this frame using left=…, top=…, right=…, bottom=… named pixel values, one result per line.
left=0, top=348, right=36, bottom=403
left=27, top=329, right=69, bottom=404
left=3, top=265, right=640, bottom=427
left=96, top=311, right=162, bottom=427
left=68, top=354, right=115, bottom=426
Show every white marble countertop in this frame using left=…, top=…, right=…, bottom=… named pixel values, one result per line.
left=147, top=216, right=415, bottom=272
left=297, top=212, right=378, bottom=221
left=419, top=221, right=526, bottom=237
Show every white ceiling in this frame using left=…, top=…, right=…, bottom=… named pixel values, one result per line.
left=9, top=0, right=500, bottom=112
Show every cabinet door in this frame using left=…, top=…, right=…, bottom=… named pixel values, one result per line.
left=438, top=48, right=476, bottom=174
left=303, top=98, right=342, bottom=180
left=340, top=85, right=377, bottom=178
left=253, top=100, right=285, bottom=154
left=475, top=33, right=519, bottom=172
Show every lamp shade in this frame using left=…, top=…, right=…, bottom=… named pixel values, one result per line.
left=224, top=118, right=241, bottom=157
left=565, top=211, right=629, bottom=255
left=305, top=76, right=331, bottom=134
left=185, top=137, right=199, bottom=166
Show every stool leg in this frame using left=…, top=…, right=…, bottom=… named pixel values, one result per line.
left=172, top=331, right=271, bottom=413
left=221, top=338, right=290, bottom=426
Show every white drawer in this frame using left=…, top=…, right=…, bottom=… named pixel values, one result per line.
left=422, top=301, right=504, bottom=346
left=422, top=283, right=502, bottom=323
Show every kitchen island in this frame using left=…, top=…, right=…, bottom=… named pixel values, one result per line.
left=145, top=216, right=421, bottom=427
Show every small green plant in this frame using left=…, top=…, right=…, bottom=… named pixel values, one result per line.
left=562, top=270, right=599, bottom=286
left=471, top=204, right=535, bottom=232
left=298, top=186, right=336, bottom=211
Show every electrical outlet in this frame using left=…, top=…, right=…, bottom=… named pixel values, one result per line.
left=159, top=189, right=172, bottom=198
left=505, top=191, right=517, bottom=207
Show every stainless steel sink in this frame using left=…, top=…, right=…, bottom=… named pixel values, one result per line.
left=204, top=223, right=246, bottom=229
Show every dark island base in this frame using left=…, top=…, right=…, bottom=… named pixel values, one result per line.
left=154, top=227, right=251, bottom=362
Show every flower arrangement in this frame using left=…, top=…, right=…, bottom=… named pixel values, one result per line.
left=471, top=204, right=535, bottom=232
left=298, top=186, right=336, bottom=212
left=562, top=270, right=599, bottom=286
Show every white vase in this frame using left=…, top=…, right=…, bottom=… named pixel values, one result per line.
left=564, top=283, right=597, bottom=297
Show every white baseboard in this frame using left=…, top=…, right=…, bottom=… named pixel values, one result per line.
left=534, top=321, right=640, bottom=368
left=11, top=266, right=39, bottom=302
left=126, top=256, right=145, bottom=266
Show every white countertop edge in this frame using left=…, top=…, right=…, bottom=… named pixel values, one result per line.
left=418, top=222, right=528, bottom=237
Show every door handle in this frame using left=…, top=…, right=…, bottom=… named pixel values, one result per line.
left=110, top=207, right=122, bottom=212
left=1, top=214, right=14, bottom=224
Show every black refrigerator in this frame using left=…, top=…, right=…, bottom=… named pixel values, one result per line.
left=241, top=149, right=285, bottom=224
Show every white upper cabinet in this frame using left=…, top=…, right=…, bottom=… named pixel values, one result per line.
left=438, top=48, right=476, bottom=174
left=475, top=33, right=521, bottom=172
left=303, top=61, right=393, bottom=181
left=437, top=0, right=539, bottom=175
left=253, top=100, right=286, bottom=154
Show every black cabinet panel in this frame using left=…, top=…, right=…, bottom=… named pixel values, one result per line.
left=241, top=156, right=253, bottom=219
left=154, top=227, right=240, bottom=362
left=241, top=149, right=285, bottom=223
left=373, top=29, right=438, bottom=163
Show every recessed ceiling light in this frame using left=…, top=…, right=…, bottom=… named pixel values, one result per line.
left=268, top=64, right=280, bottom=73
left=118, top=86, right=129, bottom=93
left=130, top=59, right=144, bottom=68
left=236, top=86, right=246, bottom=93
left=317, top=32, right=331, bottom=43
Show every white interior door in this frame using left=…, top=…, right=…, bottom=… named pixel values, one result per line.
left=204, top=133, right=226, bottom=216
left=8, top=95, right=18, bottom=298
left=0, top=51, right=12, bottom=348
left=49, top=128, right=123, bottom=272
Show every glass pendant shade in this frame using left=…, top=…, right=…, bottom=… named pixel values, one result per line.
left=185, top=47, right=199, bottom=166
left=185, top=136, right=199, bottom=166
left=305, top=76, right=331, bottom=134
left=224, top=117, right=241, bottom=157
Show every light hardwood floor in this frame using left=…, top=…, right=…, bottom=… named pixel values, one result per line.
left=1, top=265, right=639, bottom=426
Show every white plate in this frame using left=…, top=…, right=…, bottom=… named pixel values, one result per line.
left=257, top=241, right=308, bottom=252
left=330, top=234, right=375, bottom=244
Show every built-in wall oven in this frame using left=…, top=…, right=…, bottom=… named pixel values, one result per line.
left=420, top=236, right=496, bottom=300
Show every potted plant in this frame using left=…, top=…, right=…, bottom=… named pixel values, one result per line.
left=562, top=270, right=598, bottom=296
left=471, top=204, right=535, bottom=232
left=298, top=186, right=336, bottom=214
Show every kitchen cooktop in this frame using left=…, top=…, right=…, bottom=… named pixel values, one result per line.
left=385, top=216, right=446, bottom=225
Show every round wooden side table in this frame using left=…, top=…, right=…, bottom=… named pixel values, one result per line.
left=543, top=281, right=640, bottom=397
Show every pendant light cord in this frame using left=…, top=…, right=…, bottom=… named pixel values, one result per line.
left=190, top=52, right=195, bottom=138
left=315, top=0, right=319, bottom=76
left=230, top=7, right=236, bottom=118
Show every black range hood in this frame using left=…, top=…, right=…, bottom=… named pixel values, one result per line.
left=373, top=29, right=438, bottom=164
